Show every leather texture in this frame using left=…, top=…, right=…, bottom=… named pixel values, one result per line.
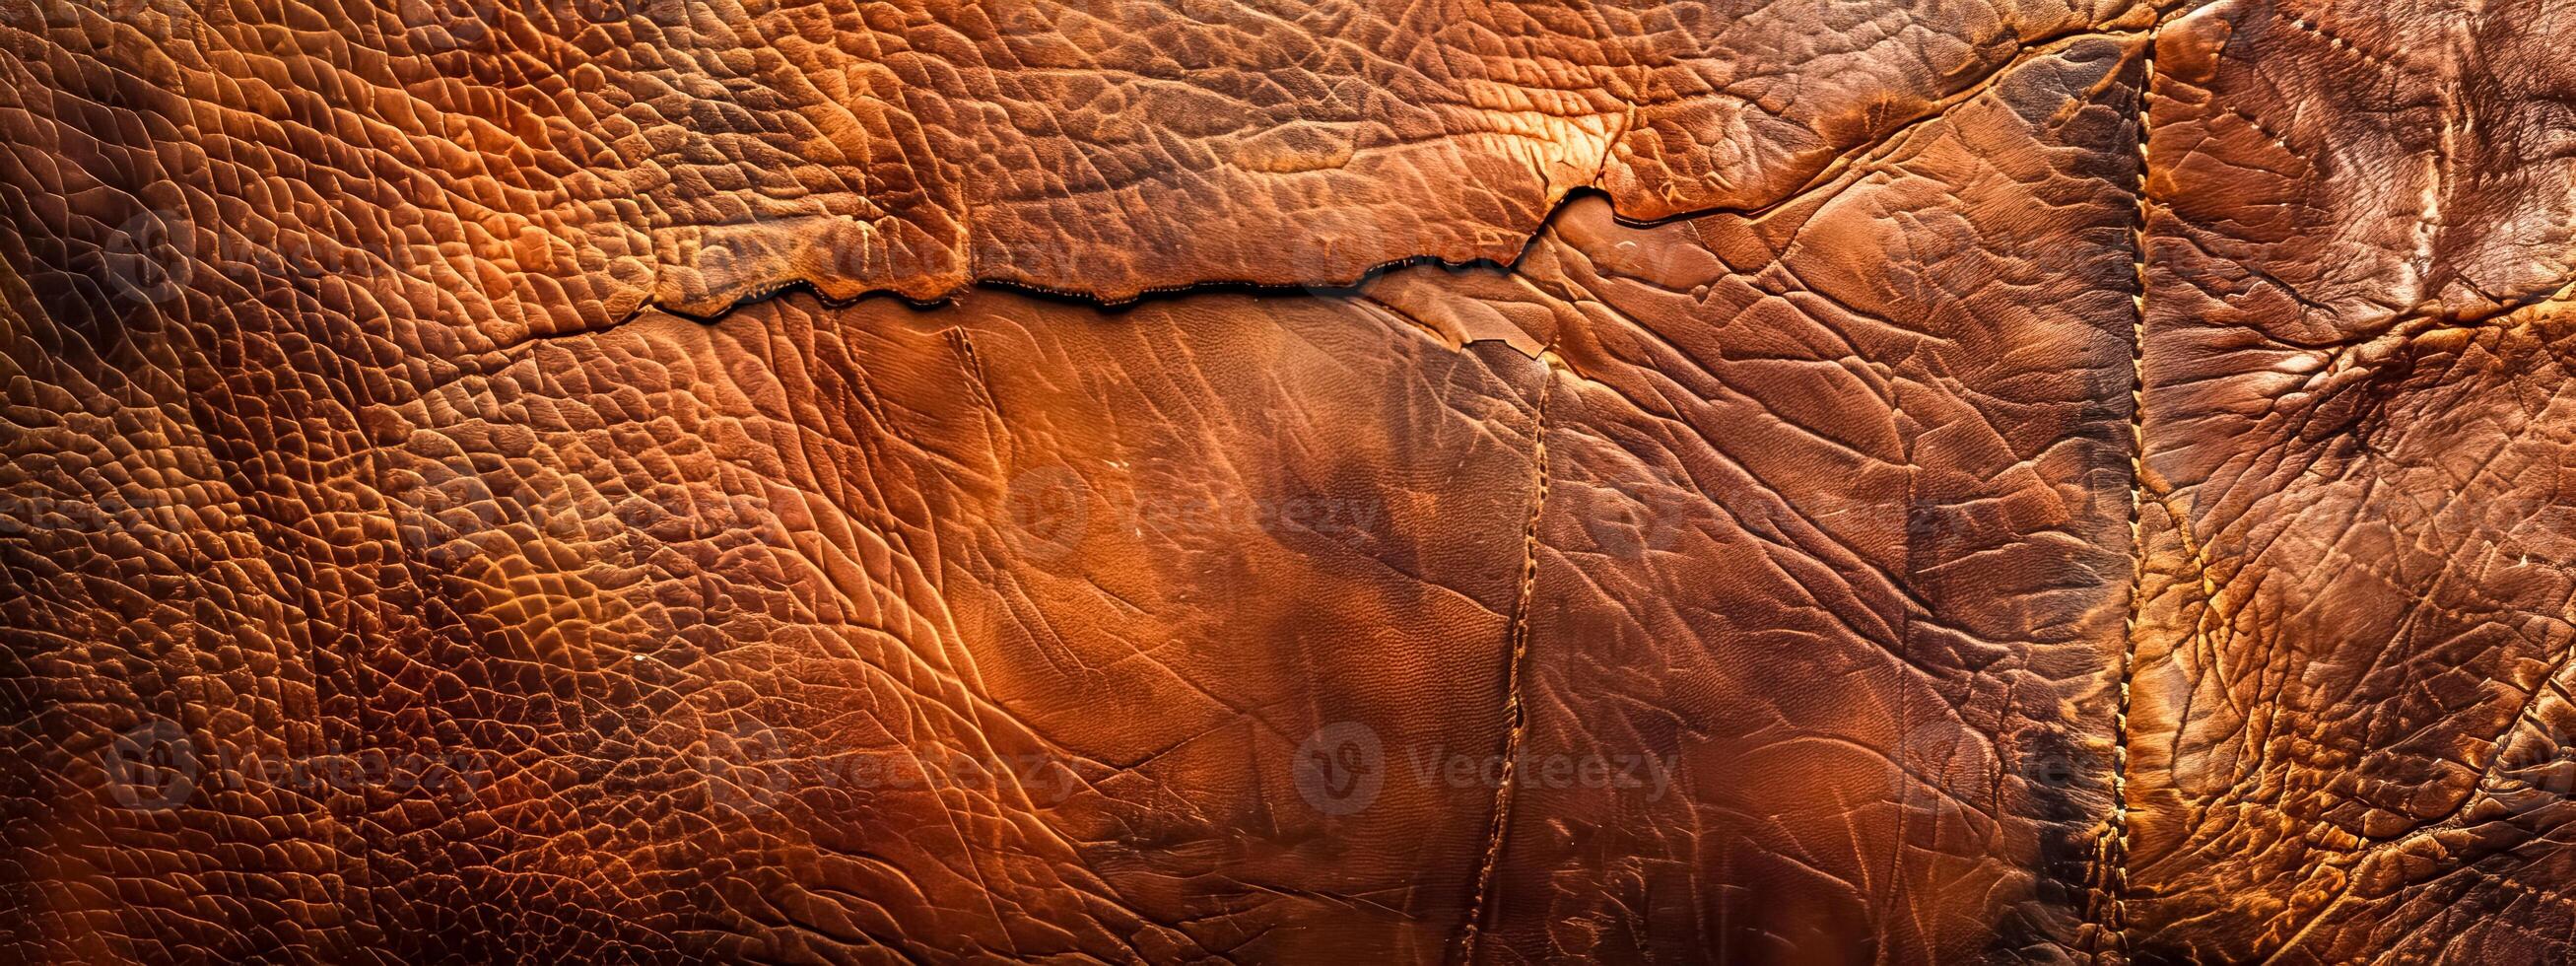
left=4, top=0, right=2573, bottom=961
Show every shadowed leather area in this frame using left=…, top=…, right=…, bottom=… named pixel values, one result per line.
left=3, top=0, right=2574, bottom=962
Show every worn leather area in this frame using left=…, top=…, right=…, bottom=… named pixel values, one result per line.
left=2, top=0, right=2573, bottom=961
left=0, top=0, right=2161, bottom=317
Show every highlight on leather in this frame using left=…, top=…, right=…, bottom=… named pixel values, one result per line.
left=5, top=0, right=2573, bottom=961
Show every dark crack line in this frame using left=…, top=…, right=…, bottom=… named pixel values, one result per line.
left=604, top=11, right=2231, bottom=331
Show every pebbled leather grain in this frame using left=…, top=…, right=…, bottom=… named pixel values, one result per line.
left=2, top=0, right=2572, bottom=961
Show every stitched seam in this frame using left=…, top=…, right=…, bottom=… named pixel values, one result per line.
left=2099, top=29, right=2157, bottom=962
left=1457, top=354, right=1554, bottom=963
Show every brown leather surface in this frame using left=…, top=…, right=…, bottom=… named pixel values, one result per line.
left=2, top=0, right=2571, bottom=961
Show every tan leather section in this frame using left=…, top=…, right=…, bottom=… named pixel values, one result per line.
left=5, top=0, right=2575, bottom=961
